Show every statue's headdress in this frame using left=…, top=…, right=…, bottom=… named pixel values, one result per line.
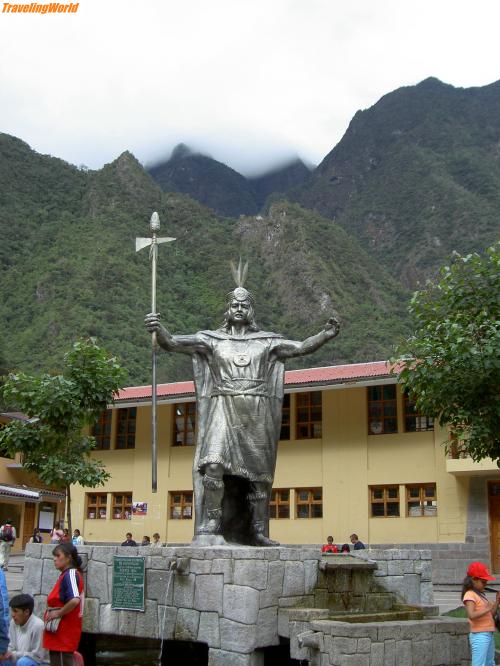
left=228, top=258, right=254, bottom=304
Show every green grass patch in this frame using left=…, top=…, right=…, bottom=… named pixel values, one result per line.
left=443, top=606, right=466, bottom=618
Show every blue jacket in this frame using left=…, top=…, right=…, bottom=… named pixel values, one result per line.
left=0, top=568, right=10, bottom=654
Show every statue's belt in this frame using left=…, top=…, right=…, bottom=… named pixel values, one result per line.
left=211, top=378, right=268, bottom=397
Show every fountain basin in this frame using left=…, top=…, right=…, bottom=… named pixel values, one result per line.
left=327, top=606, right=424, bottom=623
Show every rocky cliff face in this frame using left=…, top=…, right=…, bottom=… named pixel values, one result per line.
left=289, top=77, right=500, bottom=287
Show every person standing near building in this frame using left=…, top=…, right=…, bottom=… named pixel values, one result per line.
left=462, top=562, right=500, bottom=666
left=0, top=520, right=16, bottom=571
left=4, top=593, right=49, bottom=665
left=49, top=524, right=63, bottom=546
left=43, top=543, right=84, bottom=666
left=350, top=534, right=365, bottom=550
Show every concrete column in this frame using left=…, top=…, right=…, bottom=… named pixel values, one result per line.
left=466, top=477, right=490, bottom=544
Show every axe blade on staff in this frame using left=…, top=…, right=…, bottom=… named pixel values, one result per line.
left=136, top=211, right=176, bottom=493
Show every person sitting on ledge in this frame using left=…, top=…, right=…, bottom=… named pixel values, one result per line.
left=121, top=533, right=137, bottom=547
left=141, top=536, right=151, bottom=546
left=4, top=593, right=49, bottom=665
left=321, top=536, right=338, bottom=553
left=350, top=533, right=365, bottom=550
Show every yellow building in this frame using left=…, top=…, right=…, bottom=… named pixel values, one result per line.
left=70, top=361, right=499, bottom=581
left=0, top=413, right=66, bottom=551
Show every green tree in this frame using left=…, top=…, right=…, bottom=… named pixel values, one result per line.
left=394, top=244, right=500, bottom=462
left=0, top=339, right=127, bottom=532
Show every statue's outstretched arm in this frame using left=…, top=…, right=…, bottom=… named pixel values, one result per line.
left=144, top=313, right=209, bottom=355
left=273, top=316, right=340, bottom=359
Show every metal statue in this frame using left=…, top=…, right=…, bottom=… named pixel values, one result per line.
left=145, top=259, right=339, bottom=545
left=136, top=212, right=176, bottom=493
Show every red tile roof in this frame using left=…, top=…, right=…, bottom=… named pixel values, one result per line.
left=115, top=360, right=397, bottom=404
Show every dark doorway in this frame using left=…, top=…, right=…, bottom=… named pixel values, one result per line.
left=261, top=641, right=306, bottom=665
left=160, top=640, right=209, bottom=665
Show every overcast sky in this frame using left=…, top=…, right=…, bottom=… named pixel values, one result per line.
left=1, top=0, right=499, bottom=175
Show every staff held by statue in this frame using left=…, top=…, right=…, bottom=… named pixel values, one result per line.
left=136, top=212, right=175, bottom=492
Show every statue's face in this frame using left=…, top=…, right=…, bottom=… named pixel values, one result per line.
left=227, top=299, right=251, bottom=324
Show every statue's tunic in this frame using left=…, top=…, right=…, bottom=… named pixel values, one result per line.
left=184, top=329, right=285, bottom=485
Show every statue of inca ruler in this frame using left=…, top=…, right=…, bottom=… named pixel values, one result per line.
left=145, top=261, right=340, bottom=546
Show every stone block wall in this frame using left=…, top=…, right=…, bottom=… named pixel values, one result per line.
left=24, top=544, right=437, bottom=666
left=288, top=616, right=470, bottom=666
left=353, top=549, right=434, bottom=604
left=365, top=544, right=491, bottom=585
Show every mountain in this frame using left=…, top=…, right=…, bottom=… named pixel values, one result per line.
left=290, top=77, right=500, bottom=287
left=249, top=158, right=312, bottom=209
left=0, top=133, right=408, bottom=384
left=148, top=145, right=311, bottom=217
left=148, top=144, right=258, bottom=217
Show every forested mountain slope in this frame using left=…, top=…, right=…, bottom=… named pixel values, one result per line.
left=0, top=133, right=408, bottom=383
left=148, top=144, right=311, bottom=217
left=290, top=77, right=500, bottom=287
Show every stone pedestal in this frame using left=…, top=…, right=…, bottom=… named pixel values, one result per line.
left=24, top=544, right=438, bottom=664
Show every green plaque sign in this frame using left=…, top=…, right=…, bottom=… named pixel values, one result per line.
left=112, top=556, right=146, bottom=611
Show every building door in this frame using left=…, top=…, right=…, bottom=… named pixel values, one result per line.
left=488, top=483, right=500, bottom=573
left=22, top=502, right=36, bottom=549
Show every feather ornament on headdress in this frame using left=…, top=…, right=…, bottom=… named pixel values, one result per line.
left=228, top=258, right=253, bottom=303
left=230, top=258, right=248, bottom=288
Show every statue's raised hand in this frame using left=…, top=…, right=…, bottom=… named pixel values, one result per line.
left=324, top=316, right=340, bottom=338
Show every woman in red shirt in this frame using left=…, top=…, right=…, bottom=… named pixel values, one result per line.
left=43, top=543, right=84, bottom=666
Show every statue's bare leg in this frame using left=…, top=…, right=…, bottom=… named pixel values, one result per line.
left=192, top=463, right=227, bottom=546
left=249, top=482, right=279, bottom=547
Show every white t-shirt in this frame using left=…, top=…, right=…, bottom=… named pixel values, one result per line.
left=8, top=613, right=49, bottom=664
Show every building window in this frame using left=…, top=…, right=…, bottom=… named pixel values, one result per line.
left=116, top=408, right=136, bottom=449
left=368, top=385, right=398, bottom=435
left=296, top=392, right=322, bottom=439
left=92, top=410, right=112, bottom=450
left=370, top=485, right=400, bottom=517
left=112, top=492, right=132, bottom=520
left=169, top=491, right=193, bottom=520
left=173, top=403, right=196, bottom=446
left=269, top=489, right=290, bottom=519
left=280, top=394, right=291, bottom=440
left=86, top=493, right=107, bottom=520
left=404, top=392, right=434, bottom=432
left=407, top=484, right=437, bottom=516
left=296, top=487, right=323, bottom=518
